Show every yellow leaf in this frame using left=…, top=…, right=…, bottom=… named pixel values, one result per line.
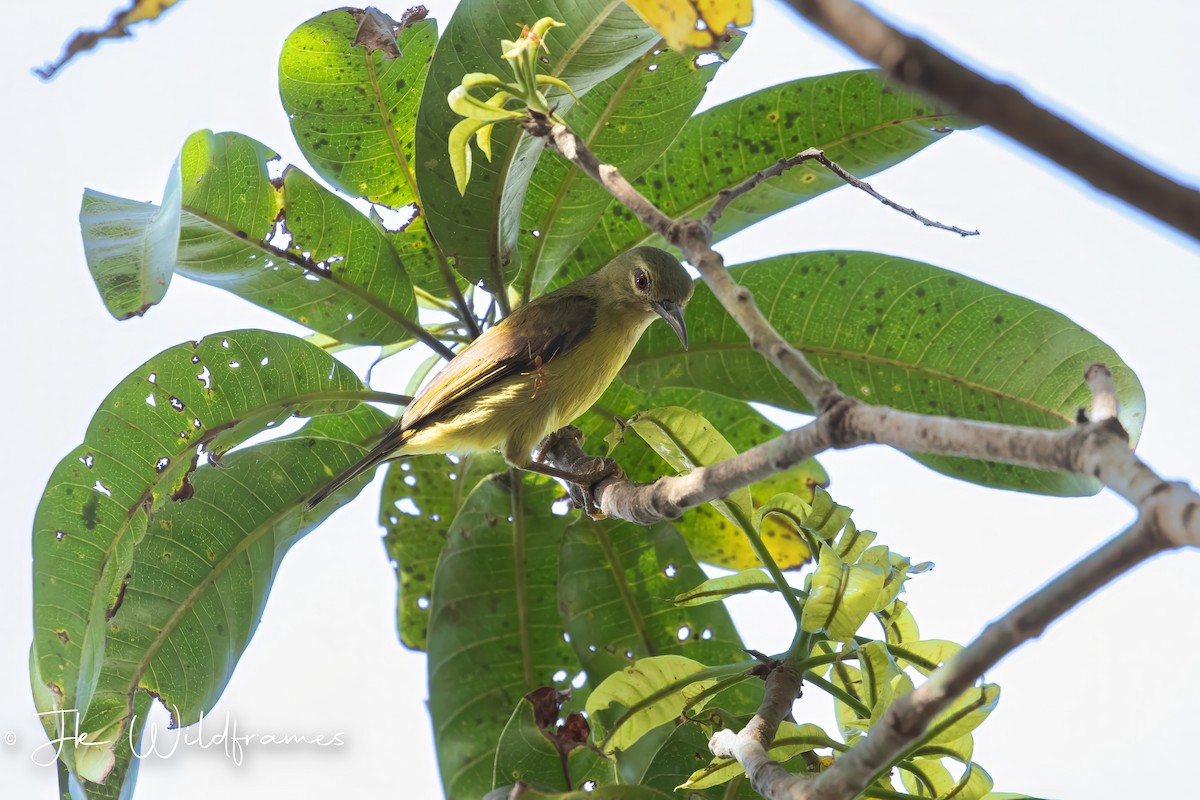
left=624, top=0, right=753, bottom=52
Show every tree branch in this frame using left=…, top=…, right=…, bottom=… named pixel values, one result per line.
left=528, top=109, right=1200, bottom=800
left=704, top=148, right=978, bottom=236
left=781, top=0, right=1200, bottom=242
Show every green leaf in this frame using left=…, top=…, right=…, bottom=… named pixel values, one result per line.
left=83, top=130, right=424, bottom=344
left=853, top=641, right=902, bottom=720
left=625, top=405, right=752, bottom=518
left=34, top=405, right=389, bottom=788
left=279, top=10, right=459, bottom=297
left=801, top=546, right=886, bottom=641
left=426, top=474, right=578, bottom=800
left=414, top=0, right=657, bottom=290
left=32, top=329, right=380, bottom=763
left=559, top=518, right=749, bottom=689
left=79, top=182, right=179, bottom=320
left=518, top=35, right=741, bottom=296
left=672, top=568, right=778, bottom=606
left=586, top=655, right=716, bottom=754
left=876, top=600, right=920, bottom=647
left=889, top=639, right=963, bottom=676
left=279, top=10, right=436, bottom=208
left=623, top=252, right=1146, bottom=494
left=902, top=760, right=994, bottom=800
left=380, top=451, right=506, bottom=650
left=579, top=379, right=824, bottom=570
left=553, top=70, right=974, bottom=287
left=923, top=684, right=1000, bottom=747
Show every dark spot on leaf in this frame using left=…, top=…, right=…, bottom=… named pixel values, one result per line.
left=82, top=494, right=99, bottom=530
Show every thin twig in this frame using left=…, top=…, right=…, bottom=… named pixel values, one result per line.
left=781, top=0, right=1200, bottom=242
left=704, top=148, right=978, bottom=236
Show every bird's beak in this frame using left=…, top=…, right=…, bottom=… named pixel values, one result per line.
left=652, top=300, right=688, bottom=350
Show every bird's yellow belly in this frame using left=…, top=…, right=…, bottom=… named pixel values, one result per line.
left=403, top=320, right=644, bottom=465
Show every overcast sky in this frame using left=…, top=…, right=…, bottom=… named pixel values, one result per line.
left=3, top=1, right=1198, bottom=798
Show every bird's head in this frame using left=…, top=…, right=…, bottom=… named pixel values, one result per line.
left=603, top=246, right=695, bottom=349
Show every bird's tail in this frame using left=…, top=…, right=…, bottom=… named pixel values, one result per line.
left=306, top=425, right=412, bottom=510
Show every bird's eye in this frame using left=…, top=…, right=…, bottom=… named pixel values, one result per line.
left=633, top=268, right=651, bottom=291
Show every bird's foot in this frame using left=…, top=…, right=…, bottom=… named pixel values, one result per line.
left=563, top=457, right=622, bottom=519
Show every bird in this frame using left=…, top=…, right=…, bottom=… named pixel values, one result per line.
left=306, top=246, right=694, bottom=510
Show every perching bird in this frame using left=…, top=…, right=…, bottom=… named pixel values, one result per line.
left=307, top=246, right=694, bottom=509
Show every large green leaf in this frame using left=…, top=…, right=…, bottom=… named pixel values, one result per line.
left=558, top=518, right=748, bottom=688
left=82, top=130, right=423, bottom=345
left=550, top=70, right=974, bottom=289
left=380, top=450, right=505, bottom=650
left=427, top=474, right=578, bottom=800
left=280, top=9, right=436, bottom=208
left=32, top=329, right=382, bottom=757
left=623, top=252, right=1146, bottom=494
left=33, top=402, right=389, bottom=788
left=414, top=0, right=657, bottom=290
left=577, top=379, right=824, bottom=569
left=518, top=35, right=742, bottom=297
left=279, top=10, right=458, bottom=296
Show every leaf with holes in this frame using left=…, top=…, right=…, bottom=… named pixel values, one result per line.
left=426, top=474, right=578, bottom=800
left=624, top=252, right=1145, bottom=494
left=578, top=379, right=823, bottom=570
left=33, top=405, right=389, bottom=788
left=559, top=518, right=748, bottom=689
left=280, top=9, right=435, bottom=208
left=381, top=451, right=505, bottom=650
left=31, top=329, right=384, bottom=766
left=414, top=0, right=658, bottom=290
left=279, top=10, right=457, bottom=296
left=552, top=70, right=974, bottom=288
left=517, top=34, right=741, bottom=297
left=82, top=130, right=422, bottom=345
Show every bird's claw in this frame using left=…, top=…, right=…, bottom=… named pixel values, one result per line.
left=567, top=456, right=621, bottom=519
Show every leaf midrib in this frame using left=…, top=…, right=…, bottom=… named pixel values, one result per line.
left=122, top=435, right=366, bottom=720
left=179, top=204, right=446, bottom=355
left=626, top=341, right=1072, bottom=423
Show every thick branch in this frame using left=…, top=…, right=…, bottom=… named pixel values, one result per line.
left=782, top=0, right=1200, bottom=241
left=710, top=665, right=805, bottom=799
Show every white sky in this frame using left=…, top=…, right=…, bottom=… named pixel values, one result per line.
left=3, top=1, right=1198, bottom=797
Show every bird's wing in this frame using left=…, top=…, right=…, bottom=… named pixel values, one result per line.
left=401, top=291, right=597, bottom=432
